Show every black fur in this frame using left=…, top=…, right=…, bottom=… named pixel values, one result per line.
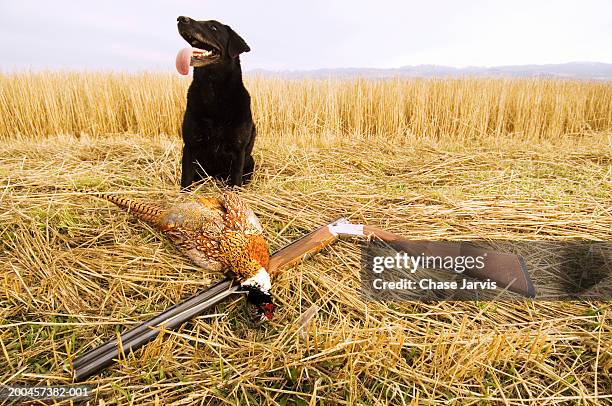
left=177, top=16, right=256, bottom=188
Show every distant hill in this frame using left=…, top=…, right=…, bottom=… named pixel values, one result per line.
left=248, top=62, right=612, bottom=80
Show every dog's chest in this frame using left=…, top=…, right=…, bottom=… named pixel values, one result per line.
left=191, top=121, right=226, bottom=146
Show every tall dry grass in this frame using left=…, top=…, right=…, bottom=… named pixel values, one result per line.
left=1, top=72, right=611, bottom=143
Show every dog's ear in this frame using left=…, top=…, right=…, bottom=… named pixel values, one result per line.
left=225, top=25, right=250, bottom=58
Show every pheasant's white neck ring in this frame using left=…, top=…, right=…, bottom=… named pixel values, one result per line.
left=240, top=267, right=271, bottom=294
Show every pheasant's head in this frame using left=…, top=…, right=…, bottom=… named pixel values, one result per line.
left=240, top=268, right=275, bottom=322
left=241, top=235, right=273, bottom=323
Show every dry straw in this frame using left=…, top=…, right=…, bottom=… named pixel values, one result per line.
left=0, top=73, right=610, bottom=404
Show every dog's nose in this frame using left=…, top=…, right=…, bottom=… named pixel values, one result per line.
left=177, top=16, right=191, bottom=24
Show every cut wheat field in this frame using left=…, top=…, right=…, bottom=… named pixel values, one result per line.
left=0, top=72, right=611, bottom=405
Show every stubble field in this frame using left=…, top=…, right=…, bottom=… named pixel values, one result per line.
left=0, top=73, right=611, bottom=404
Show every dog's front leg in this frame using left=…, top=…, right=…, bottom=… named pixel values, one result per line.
left=229, top=147, right=246, bottom=187
left=180, top=144, right=195, bottom=189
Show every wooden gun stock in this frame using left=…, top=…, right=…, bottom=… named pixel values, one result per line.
left=269, top=223, right=338, bottom=276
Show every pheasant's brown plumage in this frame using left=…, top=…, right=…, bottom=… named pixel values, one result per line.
left=89, top=191, right=269, bottom=283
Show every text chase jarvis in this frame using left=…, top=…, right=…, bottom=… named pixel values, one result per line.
left=370, top=253, right=498, bottom=291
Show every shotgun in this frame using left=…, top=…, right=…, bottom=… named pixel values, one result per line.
left=71, top=219, right=534, bottom=380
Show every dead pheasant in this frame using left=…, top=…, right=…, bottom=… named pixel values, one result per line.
left=83, top=190, right=274, bottom=321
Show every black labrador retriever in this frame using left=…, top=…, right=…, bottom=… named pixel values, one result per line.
left=177, top=16, right=256, bottom=188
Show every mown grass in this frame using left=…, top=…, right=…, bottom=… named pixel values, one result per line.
left=0, top=73, right=611, bottom=404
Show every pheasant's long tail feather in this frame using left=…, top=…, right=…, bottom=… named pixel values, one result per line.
left=92, top=192, right=164, bottom=223
left=59, top=187, right=166, bottom=224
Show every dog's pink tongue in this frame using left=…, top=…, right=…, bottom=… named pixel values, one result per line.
left=176, top=47, right=193, bottom=75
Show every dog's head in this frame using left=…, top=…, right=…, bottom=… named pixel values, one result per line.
left=177, top=16, right=250, bottom=68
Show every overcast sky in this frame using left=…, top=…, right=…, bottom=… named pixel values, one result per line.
left=1, top=0, right=610, bottom=72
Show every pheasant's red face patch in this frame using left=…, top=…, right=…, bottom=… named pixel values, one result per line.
left=261, top=303, right=275, bottom=320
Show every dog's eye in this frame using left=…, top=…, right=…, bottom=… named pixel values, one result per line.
left=209, top=25, right=217, bottom=31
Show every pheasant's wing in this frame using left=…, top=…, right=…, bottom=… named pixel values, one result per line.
left=196, top=196, right=224, bottom=212
left=220, top=191, right=264, bottom=234
left=157, top=201, right=225, bottom=237
left=155, top=201, right=226, bottom=272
